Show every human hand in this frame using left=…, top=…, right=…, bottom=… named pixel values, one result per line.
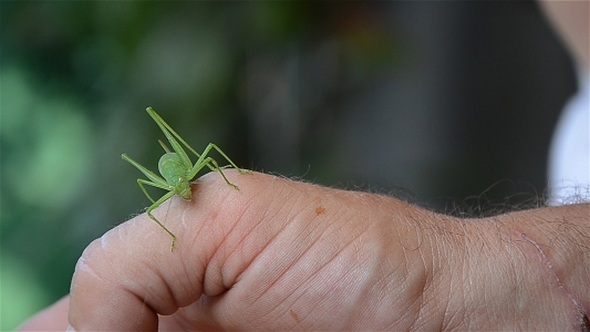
left=19, top=171, right=590, bottom=330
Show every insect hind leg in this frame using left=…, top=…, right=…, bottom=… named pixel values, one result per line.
left=207, top=157, right=240, bottom=190
left=189, top=148, right=240, bottom=190
left=197, top=143, right=248, bottom=173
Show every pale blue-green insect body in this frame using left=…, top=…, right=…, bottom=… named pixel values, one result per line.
left=158, top=152, right=192, bottom=200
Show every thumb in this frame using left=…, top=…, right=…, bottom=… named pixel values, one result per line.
left=68, top=170, right=259, bottom=330
left=69, top=170, right=310, bottom=331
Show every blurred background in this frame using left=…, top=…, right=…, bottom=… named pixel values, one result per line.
left=0, top=1, right=577, bottom=329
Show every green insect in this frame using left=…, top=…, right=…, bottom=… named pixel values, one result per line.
left=122, top=107, right=243, bottom=251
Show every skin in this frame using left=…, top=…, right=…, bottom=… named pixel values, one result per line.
left=538, top=0, right=589, bottom=71
left=18, top=171, right=589, bottom=330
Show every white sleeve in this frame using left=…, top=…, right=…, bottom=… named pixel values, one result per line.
left=547, top=70, right=590, bottom=205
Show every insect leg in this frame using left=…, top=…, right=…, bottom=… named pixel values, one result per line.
left=209, top=143, right=244, bottom=172
left=189, top=153, right=239, bottom=190
left=145, top=190, right=178, bottom=251
left=207, top=157, right=240, bottom=190
left=195, top=143, right=248, bottom=173
left=146, top=107, right=194, bottom=170
left=122, top=154, right=169, bottom=186
left=146, top=107, right=201, bottom=156
left=137, top=179, right=169, bottom=204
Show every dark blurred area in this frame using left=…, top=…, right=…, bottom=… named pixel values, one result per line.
left=0, top=1, right=576, bottom=328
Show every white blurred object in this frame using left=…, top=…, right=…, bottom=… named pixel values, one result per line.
left=548, top=69, right=590, bottom=205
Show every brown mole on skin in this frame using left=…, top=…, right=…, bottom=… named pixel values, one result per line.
left=315, top=206, right=326, bottom=216
left=290, top=310, right=300, bottom=323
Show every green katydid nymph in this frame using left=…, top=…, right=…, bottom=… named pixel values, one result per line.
left=122, top=107, right=246, bottom=251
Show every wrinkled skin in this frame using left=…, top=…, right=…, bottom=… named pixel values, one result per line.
left=19, top=171, right=589, bottom=331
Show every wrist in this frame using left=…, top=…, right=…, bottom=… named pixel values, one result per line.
left=449, top=205, right=590, bottom=330
left=368, top=203, right=457, bottom=329
left=499, top=204, right=590, bottom=329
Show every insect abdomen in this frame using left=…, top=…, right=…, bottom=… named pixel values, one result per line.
left=158, top=153, right=191, bottom=199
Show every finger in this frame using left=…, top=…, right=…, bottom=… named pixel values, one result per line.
left=17, top=296, right=70, bottom=331
left=67, top=170, right=296, bottom=330
left=67, top=184, right=215, bottom=329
